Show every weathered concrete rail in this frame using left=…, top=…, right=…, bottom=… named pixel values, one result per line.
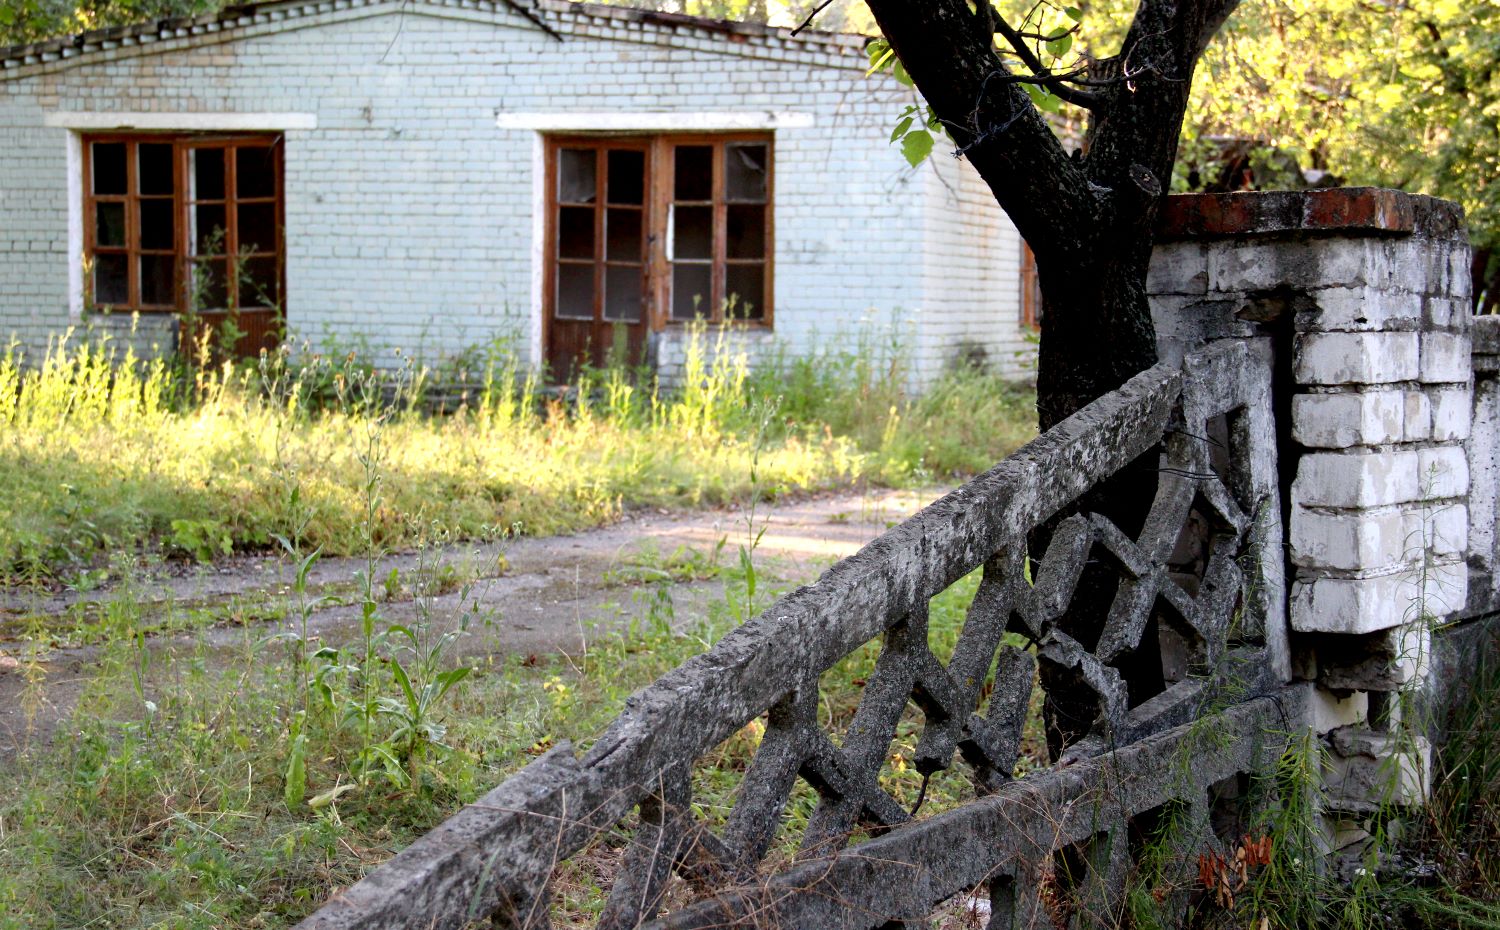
left=296, top=339, right=1287, bottom=929
left=296, top=188, right=1494, bottom=929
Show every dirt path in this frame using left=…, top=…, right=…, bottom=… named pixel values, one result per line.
left=0, top=485, right=945, bottom=758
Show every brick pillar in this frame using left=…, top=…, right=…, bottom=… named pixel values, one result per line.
left=1148, top=188, right=1474, bottom=860
left=1469, top=316, right=1500, bottom=610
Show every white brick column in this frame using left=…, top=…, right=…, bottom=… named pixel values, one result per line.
left=1148, top=188, right=1475, bottom=857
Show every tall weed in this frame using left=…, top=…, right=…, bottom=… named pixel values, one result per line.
left=0, top=323, right=1036, bottom=582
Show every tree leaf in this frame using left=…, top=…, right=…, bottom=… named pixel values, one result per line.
left=1025, top=83, right=1062, bottom=114
left=1047, top=34, right=1073, bottom=58
left=890, top=115, right=914, bottom=143
left=307, top=783, right=358, bottom=809
left=892, top=59, right=914, bottom=88
left=1064, top=6, right=1083, bottom=21
left=901, top=129, right=934, bottom=167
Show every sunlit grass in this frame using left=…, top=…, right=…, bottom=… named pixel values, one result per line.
left=0, top=322, right=1036, bottom=584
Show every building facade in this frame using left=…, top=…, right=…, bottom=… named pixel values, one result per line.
left=0, top=0, right=1038, bottom=384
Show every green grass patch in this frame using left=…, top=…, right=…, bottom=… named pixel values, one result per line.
left=0, top=323, right=1036, bottom=585
left=0, top=563, right=1040, bottom=929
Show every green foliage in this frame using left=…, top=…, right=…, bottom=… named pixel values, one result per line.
left=0, top=0, right=221, bottom=46
left=167, top=518, right=233, bottom=564
left=1183, top=1, right=1500, bottom=261
left=0, top=509, right=1041, bottom=929
left=863, top=0, right=1498, bottom=296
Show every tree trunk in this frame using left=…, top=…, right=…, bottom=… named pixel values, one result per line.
left=863, top=0, right=1239, bottom=421
left=862, top=0, right=1243, bottom=753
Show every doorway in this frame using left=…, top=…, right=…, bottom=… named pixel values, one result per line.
left=545, top=140, right=651, bottom=380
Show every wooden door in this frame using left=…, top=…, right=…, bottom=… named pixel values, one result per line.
left=546, top=140, right=652, bottom=381
left=179, top=137, right=284, bottom=362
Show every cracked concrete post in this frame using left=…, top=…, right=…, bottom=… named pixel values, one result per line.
left=1147, top=187, right=1476, bottom=860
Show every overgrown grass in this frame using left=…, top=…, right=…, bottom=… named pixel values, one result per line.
left=0, top=553, right=1028, bottom=929
left=1142, top=649, right=1500, bottom=930
left=0, top=323, right=1035, bottom=584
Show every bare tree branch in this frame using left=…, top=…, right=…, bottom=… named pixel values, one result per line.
left=790, top=0, right=834, bottom=37
left=989, top=12, right=1102, bottom=108
left=863, top=0, right=1094, bottom=254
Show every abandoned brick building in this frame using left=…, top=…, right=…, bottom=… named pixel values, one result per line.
left=0, top=0, right=1040, bottom=383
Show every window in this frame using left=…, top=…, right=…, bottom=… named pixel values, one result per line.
left=544, top=133, right=772, bottom=377
left=668, top=139, right=770, bottom=323
left=1020, top=241, right=1041, bottom=331
left=83, top=134, right=284, bottom=319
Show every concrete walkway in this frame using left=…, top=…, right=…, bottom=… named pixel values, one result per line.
left=0, top=485, right=944, bottom=757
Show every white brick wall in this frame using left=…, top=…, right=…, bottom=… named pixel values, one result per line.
left=0, top=1, right=1036, bottom=384
left=916, top=152, right=1032, bottom=383
left=1151, top=223, right=1474, bottom=637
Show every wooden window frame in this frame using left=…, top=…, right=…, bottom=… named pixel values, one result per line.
left=543, top=132, right=774, bottom=340
left=1020, top=241, right=1041, bottom=331
left=81, top=132, right=285, bottom=315
left=546, top=139, right=653, bottom=326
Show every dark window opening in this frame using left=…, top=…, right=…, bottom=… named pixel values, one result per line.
left=83, top=133, right=284, bottom=319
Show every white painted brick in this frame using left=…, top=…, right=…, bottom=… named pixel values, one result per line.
left=1290, top=504, right=1414, bottom=571
left=1294, top=450, right=1421, bottom=508
left=1418, top=445, right=1469, bottom=499
left=1425, top=295, right=1464, bottom=328
left=1309, top=286, right=1419, bottom=332
left=1309, top=686, right=1368, bottom=734
left=1146, top=243, right=1209, bottom=295
left=1294, top=332, right=1420, bottom=386
left=1450, top=248, right=1474, bottom=301
left=1404, top=389, right=1432, bottom=441
left=1420, top=331, right=1471, bottom=384
left=1430, top=388, right=1471, bottom=441
left=1209, top=238, right=1384, bottom=293
left=3, top=12, right=1015, bottom=378
left=1422, top=500, right=1470, bottom=558
left=1291, top=560, right=1466, bottom=634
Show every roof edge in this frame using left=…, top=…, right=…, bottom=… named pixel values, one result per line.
left=0, top=0, right=872, bottom=73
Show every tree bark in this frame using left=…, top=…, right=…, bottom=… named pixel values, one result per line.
left=862, top=0, right=1243, bottom=752
left=863, top=0, right=1240, bottom=426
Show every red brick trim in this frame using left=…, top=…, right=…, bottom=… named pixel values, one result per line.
left=1155, top=188, right=1466, bottom=243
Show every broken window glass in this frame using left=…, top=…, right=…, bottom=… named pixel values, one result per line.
left=194, top=204, right=227, bottom=255
left=556, top=264, right=595, bottom=320
left=191, top=259, right=227, bottom=309
left=726, top=264, right=765, bottom=319
left=192, top=148, right=225, bottom=201
left=84, top=135, right=285, bottom=321
left=139, top=199, right=175, bottom=250
left=238, top=202, right=277, bottom=254
left=140, top=255, right=175, bottom=306
left=92, top=143, right=127, bottom=195
left=139, top=143, right=174, bottom=196
left=607, top=150, right=645, bottom=205
left=96, top=202, right=126, bottom=248
left=93, top=253, right=128, bottom=305
left=674, top=145, right=712, bottom=201
left=558, top=206, right=594, bottom=260
left=726, top=204, right=764, bottom=259
left=237, top=146, right=276, bottom=199
left=606, top=208, right=642, bottom=261
left=725, top=143, right=767, bottom=202
left=673, top=205, right=712, bottom=260
left=242, top=256, right=280, bottom=306
left=558, top=148, right=597, bottom=204
left=604, top=266, right=643, bottom=322
left=672, top=263, right=711, bottom=320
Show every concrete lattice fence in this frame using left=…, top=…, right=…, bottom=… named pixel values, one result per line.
left=297, top=338, right=1291, bottom=929
left=295, top=188, right=1495, bottom=929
